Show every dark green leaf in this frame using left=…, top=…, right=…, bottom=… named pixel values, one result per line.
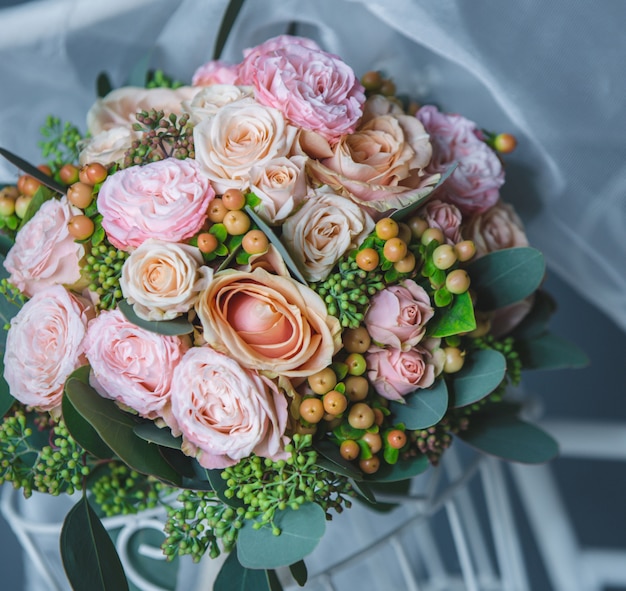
left=355, top=478, right=412, bottom=513
left=118, top=300, right=193, bottom=336
left=314, top=440, right=364, bottom=481
left=0, top=232, right=13, bottom=257
left=62, top=392, right=114, bottom=460
left=457, top=415, right=559, bottom=464
left=289, top=560, right=308, bottom=587
left=244, top=205, right=308, bottom=285
left=237, top=503, right=325, bottom=569
left=465, top=247, right=545, bottom=310
left=510, top=290, right=556, bottom=340
left=351, top=478, right=377, bottom=503
left=517, top=333, right=589, bottom=370
left=0, top=354, right=15, bottom=419
left=213, top=0, right=247, bottom=60
left=0, top=148, right=66, bottom=194
left=427, top=291, right=476, bottom=337
left=60, top=497, right=129, bottom=591
left=449, top=349, right=506, bottom=408
left=215, top=550, right=271, bottom=591
left=134, top=422, right=182, bottom=449
left=96, top=72, right=113, bottom=98
left=389, top=378, right=448, bottom=430
left=158, top=446, right=197, bottom=480
left=64, top=377, right=182, bottom=485
left=207, top=469, right=245, bottom=508
left=267, top=569, right=283, bottom=591
left=365, top=454, right=430, bottom=482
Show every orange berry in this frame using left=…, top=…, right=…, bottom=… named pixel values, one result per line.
left=383, top=237, right=408, bottom=262
left=307, top=368, right=337, bottom=395
left=394, top=252, right=416, bottom=274
left=387, top=429, right=407, bottom=449
left=323, top=390, right=348, bottom=415
left=59, top=164, right=79, bottom=185
left=432, top=244, right=457, bottom=270
left=454, top=240, right=476, bottom=262
left=348, top=402, right=375, bottom=430
left=222, top=210, right=250, bottom=235
left=67, top=215, right=94, bottom=240
left=67, top=182, right=94, bottom=209
left=443, top=347, right=465, bottom=373
left=207, top=199, right=228, bottom=223
left=375, top=218, right=399, bottom=240
left=241, top=229, right=269, bottom=254
left=344, top=375, right=369, bottom=401
left=299, top=397, right=324, bottom=424
left=355, top=248, right=379, bottom=271
left=14, top=195, right=32, bottom=218
left=407, top=216, right=428, bottom=239
left=494, top=133, right=517, bottom=154
left=361, top=432, right=382, bottom=454
left=342, top=326, right=371, bottom=354
left=19, top=175, right=41, bottom=197
left=197, top=232, right=218, bottom=254
left=421, top=227, right=444, bottom=246
left=340, top=440, right=360, bottom=461
left=359, top=456, right=380, bottom=474
left=446, top=269, right=470, bottom=294
left=361, top=70, right=383, bottom=92
left=221, top=188, right=246, bottom=210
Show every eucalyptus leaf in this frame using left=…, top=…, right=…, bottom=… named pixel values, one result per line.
left=457, top=415, right=559, bottom=464
left=134, top=422, right=182, bottom=449
left=365, top=454, right=430, bottom=482
left=289, top=560, right=308, bottom=587
left=389, top=378, right=448, bottom=430
left=237, top=503, right=326, bottom=569
left=427, top=291, right=476, bottom=338
left=64, top=376, right=182, bottom=485
left=118, top=300, right=193, bottom=336
left=60, top=497, right=129, bottom=591
left=96, top=72, right=113, bottom=98
left=0, top=147, right=66, bottom=194
left=314, top=440, right=364, bottom=481
left=449, top=349, right=507, bottom=408
left=465, top=247, right=545, bottom=310
left=517, top=333, right=589, bottom=370
left=510, top=290, right=556, bottom=340
left=244, top=205, right=308, bottom=284
left=214, top=550, right=271, bottom=591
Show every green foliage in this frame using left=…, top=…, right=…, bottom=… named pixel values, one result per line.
left=365, top=454, right=430, bottom=482
left=214, top=0, right=247, bottom=60
left=389, top=378, right=448, bottom=430
left=517, top=333, right=589, bottom=370
left=17, top=185, right=55, bottom=230
left=214, top=550, right=277, bottom=591
left=449, top=349, right=507, bottom=408
left=146, top=69, right=184, bottom=89
left=37, top=116, right=84, bottom=171
left=427, top=291, right=476, bottom=337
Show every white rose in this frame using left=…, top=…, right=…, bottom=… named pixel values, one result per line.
left=282, top=188, right=375, bottom=282
left=120, top=239, right=212, bottom=321
left=182, top=84, right=254, bottom=124
left=78, top=126, right=134, bottom=166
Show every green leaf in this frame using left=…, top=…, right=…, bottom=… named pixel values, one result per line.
left=60, top=496, right=130, bottom=591
left=517, top=333, right=589, bottom=370
left=244, top=205, right=308, bottom=285
left=449, top=349, right=506, bottom=408
left=510, top=290, right=556, bottom=340
left=289, top=560, right=307, bottom=587
left=356, top=478, right=412, bottom=513
left=465, top=247, right=545, bottom=310
left=365, top=454, right=430, bottom=482
left=18, top=185, right=55, bottom=230
left=427, top=291, right=476, bottom=338
left=0, top=147, right=66, bottom=194
left=237, top=503, right=326, bottom=569
left=313, top=440, right=364, bottom=481
left=0, top=232, right=13, bottom=257
left=351, top=478, right=377, bottom=503
left=457, top=415, right=559, bottom=464
left=207, top=469, right=245, bottom=508
left=134, top=422, right=182, bottom=449
left=0, top=354, right=15, bottom=419
left=210, top=223, right=228, bottom=243
left=266, top=569, right=283, bottom=591
left=213, top=0, right=247, bottom=60
left=64, top=376, right=182, bottom=485
left=96, top=72, right=113, bottom=98
left=118, top=300, right=193, bottom=336
left=214, top=550, right=271, bottom=591
left=389, top=378, right=448, bottom=430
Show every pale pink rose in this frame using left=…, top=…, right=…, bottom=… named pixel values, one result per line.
left=78, top=126, right=134, bottom=167
left=364, top=280, right=434, bottom=350
left=462, top=200, right=528, bottom=257
left=170, top=346, right=289, bottom=469
left=4, top=286, right=91, bottom=411
left=86, top=86, right=200, bottom=136
left=249, top=156, right=308, bottom=224
left=182, top=84, right=254, bottom=124
left=195, top=267, right=342, bottom=378
left=282, top=188, right=375, bottom=282
left=367, top=343, right=439, bottom=401
left=418, top=199, right=463, bottom=245
left=97, top=158, right=214, bottom=250
left=238, top=35, right=365, bottom=143
left=120, top=239, right=213, bottom=321
left=241, top=35, right=322, bottom=59
left=84, top=309, right=189, bottom=423
left=417, top=105, right=504, bottom=214
left=4, top=197, right=85, bottom=297
left=192, top=60, right=240, bottom=86
left=193, top=98, right=297, bottom=194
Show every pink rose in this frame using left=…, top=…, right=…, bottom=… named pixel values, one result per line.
left=238, top=35, right=365, bottom=143
left=417, top=105, right=504, bottom=215
left=192, top=60, right=240, bottom=86
left=84, top=309, right=189, bottom=424
left=364, top=280, right=434, bottom=350
left=4, top=286, right=91, bottom=411
left=170, top=346, right=289, bottom=469
left=241, top=35, right=322, bottom=59
left=4, top=197, right=85, bottom=297
left=418, top=199, right=463, bottom=245
left=195, top=267, right=342, bottom=378
left=97, top=158, right=214, bottom=250
left=461, top=200, right=528, bottom=257
left=367, top=343, right=440, bottom=401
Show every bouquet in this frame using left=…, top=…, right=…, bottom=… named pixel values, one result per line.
left=0, top=31, right=586, bottom=591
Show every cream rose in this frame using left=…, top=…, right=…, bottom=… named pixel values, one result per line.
left=4, top=286, right=91, bottom=411
left=120, top=239, right=213, bottom=321
left=195, top=267, right=342, bottom=378
left=193, top=98, right=297, bottom=194
left=282, top=188, right=374, bottom=282
left=78, top=126, right=134, bottom=167
left=170, top=346, right=289, bottom=469
left=182, top=84, right=254, bottom=124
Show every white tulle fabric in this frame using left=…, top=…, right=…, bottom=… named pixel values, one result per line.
left=0, top=0, right=624, bottom=332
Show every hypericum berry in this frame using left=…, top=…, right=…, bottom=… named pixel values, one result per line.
left=307, top=367, right=337, bottom=395
left=361, top=432, right=382, bottom=454
left=446, top=269, right=470, bottom=294
left=375, top=218, right=399, bottom=240
left=421, top=227, right=444, bottom=246
left=79, top=163, right=108, bottom=186
left=299, top=397, right=324, bottom=424
left=433, top=244, right=457, bottom=270
left=0, top=194, right=15, bottom=217
left=355, top=248, right=379, bottom=271
left=223, top=210, right=250, bottom=235
left=454, top=240, right=476, bottom=262
left=373, top=407, right=385, bottom=426
left=242, top=229, right=269, bottom=255
left=323, top=390, right=348, bottom=415
left=37, top=164, right=53, bottom=177
left=59, top=164, right=80, bottom=185
left=394, top=252, right=416, bottom=274
left=383, top=237, right=408, bottom=263
left=67, top=215, right=95, bottom=240
left=221, top=188, right=246, bottom=210
left=207, top=199, right=228, bottom=223
left=494, top=133, right=517, bottom=154
left=344, top=375, right=369, bottom=401
left=197, top=232, right=218, bottom=254
left=397, top=222, right=412, bottom=244
left=379, top=79, right=396, bottom=97
left=348, top=402, right=375, bottom=430
left=67, top=182, right=94, bottom=209
left=18, top=175, right=41, bottom=197
left=340, top=440, right=360, bottom=461
left=361, top=70, right=383, bottom=92
left=443, top=347, right=465, bottom=373
left=407, top=216, right=428, bottom=239
left=387, top=429, right=407, bottom=449
left=345, top=352, right=367, bottom=376
left=342, top=326, right=371, bottom=354
left=359, top=456, right=380, bottom=474
left=14, top=195, right=32, bottom=218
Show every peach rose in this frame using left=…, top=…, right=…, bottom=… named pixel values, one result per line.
left=418, top=199, right=463, bottom=245
left=364, top=280, right=434, bottom=350
left=249, top=155, right=308, bottom=224
left=195, top=267, right=342, bottom=378
left=462, top=200, right=529, bottom=257
left=4, top=197, right=85, bottom=297
left=192, top=60, right=240, bottom=86
left=120, top=239, right=213, bottom=321
left=282, top=188, right=375, bottom=282
left=84, top=309, right=189, bottom=423
left=78, top=126, right=134, bottom=167
left=4, top=286, right=91, bottom=411
left=182, top=84, right=254, bottom=124
left=170, top=346, right=289, bottom=469
left=193, top=98, right=297, bottom=194
left=97, top=158, right=214, bottom=250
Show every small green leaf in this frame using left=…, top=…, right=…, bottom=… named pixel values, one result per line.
left=213, top=0, right=247, bottom=60
left=389, top=378, right=448, bottom=430
left=427, top=291, right=476, bottom=337
left=434, top=287, right=453, bottom=307
left=134, top=422, right=182, bottom=449
left=365, top=454, right=430, bottom=482
left=60, top=496, right=129, bottom=591
left=289, top=560, right=308, bottom=587
left=449, top=349, right=506, bottom=408
left=118, top=300, right=193, bottom=336
left=237, top=503, right=326, bottom=569
left=517, top=333, right=589, bottom=370
left=383, top=444, right=400, bottom=465
left=0, top=147, right=66, bottom=194
left=314, top=440, right=364, bottom=481
left=210, top=223, right=228, bottom=243
left=96, top=72, right=113, bottom=98
left=465, top=247, right=545, bottom=310
left=215, top=550, right=271, bottom=591
left=457, top=415, right=559, bottom=464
